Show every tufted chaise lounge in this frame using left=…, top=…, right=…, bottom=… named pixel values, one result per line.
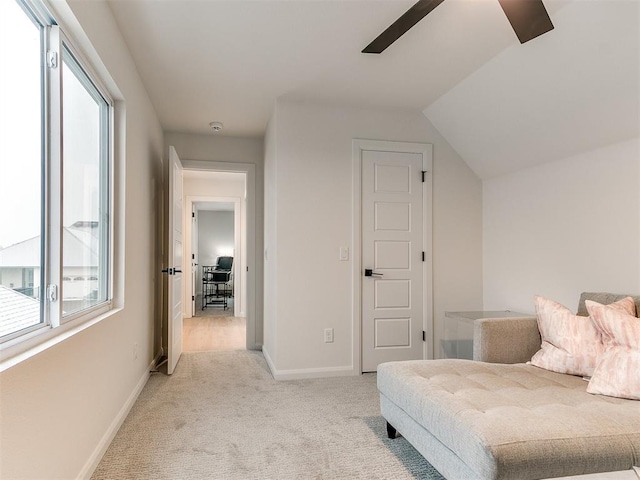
left=378, top=293, right=640, bottom=480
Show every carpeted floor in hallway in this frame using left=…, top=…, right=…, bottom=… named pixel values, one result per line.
left=91, top=350, right=444, bottom=480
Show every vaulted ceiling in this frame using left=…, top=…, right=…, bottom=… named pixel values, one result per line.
left=106, top=0, right=639, bottom=179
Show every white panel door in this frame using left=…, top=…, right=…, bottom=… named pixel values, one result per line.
left=362, top=150, right=424, bottom=372
left=167, top=146, right=184, bottom=375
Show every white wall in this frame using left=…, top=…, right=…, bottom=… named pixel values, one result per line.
left=165, top=132, right=264, bottom=166
left=483, top=138, right=640, bottom=313
left=198, top=210, right=234, bottom=268
left=263, top=100, right=483, bottom=377
left=0, top=0, right=164, bottom=478
left=198, top=210, right=235, bottom=290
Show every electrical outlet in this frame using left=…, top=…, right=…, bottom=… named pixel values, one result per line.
left=324, top=328, right=334, bottom=343
left=133, top=342, right=138, bottom=360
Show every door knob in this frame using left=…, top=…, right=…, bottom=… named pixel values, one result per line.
left=364, top=269, right=383, bottom=277
left=162, top=267, right=181, bottom=275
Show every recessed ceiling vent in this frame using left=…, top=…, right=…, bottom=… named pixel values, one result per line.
left=209, top=121, right=223, bottom=132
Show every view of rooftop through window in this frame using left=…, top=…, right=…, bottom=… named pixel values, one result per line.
left=0, top=0, right=44, bottom=337
left=0, top=0, right=111, bottom=340
left=61, top=47, right=109, bottom=316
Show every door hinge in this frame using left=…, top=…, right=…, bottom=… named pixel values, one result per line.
left=421, top=171, right=427, bottom=182
left=46, top=50, right=58, bottom=69
left=192, top=212, right=195, bottom=218
left=422, top=251, right=425, bottom=262
left=192, top=295, right=195, bottom=301
left=422, top=331, right=426, bottom=342
left=192, top=254, right=195, bottom=259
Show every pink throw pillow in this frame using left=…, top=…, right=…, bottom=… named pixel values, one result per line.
left=585, top=300, right=640, bottom=400
left=529, top=296, right=636, bottom=377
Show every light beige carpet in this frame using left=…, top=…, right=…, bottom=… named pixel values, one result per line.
left=91, top=350, right=444, bottom=479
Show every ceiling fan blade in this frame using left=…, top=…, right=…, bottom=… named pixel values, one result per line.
left=497, top=0, right=554, bottom=44
left=362, top=0, right=446, bottom=54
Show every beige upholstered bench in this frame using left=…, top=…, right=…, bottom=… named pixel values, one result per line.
left=378, top=293, right=640, bottom=480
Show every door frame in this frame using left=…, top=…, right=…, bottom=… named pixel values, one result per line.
left=185, top=195, right=243, bottom=318
left=180, top=160, right=259, bottom=351
left=351, top=139, right=434, bottom=374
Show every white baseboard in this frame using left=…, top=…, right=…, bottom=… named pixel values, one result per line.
left=262, top=346, right=276, bottom=375
left=77, top=355, right=157, bottom=479
left=262, top=346, right=357, bottom=380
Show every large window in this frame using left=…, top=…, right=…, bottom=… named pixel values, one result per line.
left=61, top=46, right=110, bottom=317
left=0, top=0, right=112, bottom=344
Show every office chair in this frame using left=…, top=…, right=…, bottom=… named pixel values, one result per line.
left=215, top=256, right=233, bottom=271
left=201, top=256, right=234, bottom=310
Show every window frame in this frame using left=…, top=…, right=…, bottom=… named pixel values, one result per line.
left=57, top=35, right=113, bottom=325
left=0, top=0, right=116, bottom=364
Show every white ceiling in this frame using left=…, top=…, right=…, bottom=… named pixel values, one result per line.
left=106, top=0, right=639, bottom=179
left=424, top=0, right=640, bottom=178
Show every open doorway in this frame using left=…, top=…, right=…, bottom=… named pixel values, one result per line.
left=182, top=170, right=248, bottom=352
left=192, top=201, right=241, bottom=317
left=193, top=201, right=236, bottom=314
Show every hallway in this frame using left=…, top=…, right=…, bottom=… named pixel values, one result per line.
left=183, top=297, right=246, bottom=352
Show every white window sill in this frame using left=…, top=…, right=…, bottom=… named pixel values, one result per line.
left=0, top=304, right=122, bottom=373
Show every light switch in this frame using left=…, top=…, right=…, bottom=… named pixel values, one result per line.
left=339, top=247, right=349, bottom=261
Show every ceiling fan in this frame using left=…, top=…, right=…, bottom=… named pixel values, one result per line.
left=362, top=0, right=554, bottom=54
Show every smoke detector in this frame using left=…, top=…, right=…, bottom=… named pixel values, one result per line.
left=209, top=121, right=223, bottom=132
